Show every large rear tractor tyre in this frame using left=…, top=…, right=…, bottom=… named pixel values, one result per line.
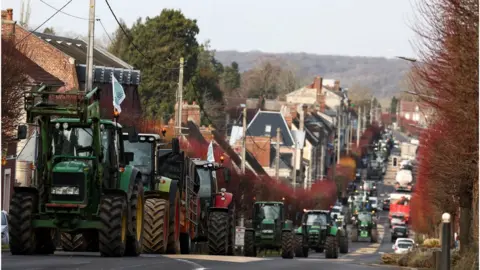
left=371, top=229, right=378, bottom=243
left=143, top=198, right=169, bottom=254
left=8, top=192, right=37, bottom=255
left=126, top=181, right=144, bottom=256
left=281, top=231, right=294, bottom=259
left=227, top=207, right=235, bottom=255
left=166, top=191, right=181, bottom=254
left=207, top=211, right=229, bottom=255
left=243, top=230, right=256, bottom=257
left=61, top=233, right=87, bottom=252
left=99, top=195, right=128, bottom=257
left=351, top=228, right=358, bottom=242
left=339, top=231, right=349, bottom=254
left=324, top=235, right=338, bottom=259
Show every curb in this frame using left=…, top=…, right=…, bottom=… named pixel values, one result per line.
left=2, top=247, right=63, bottom=252
left=364, top=263, right=428, bottom=270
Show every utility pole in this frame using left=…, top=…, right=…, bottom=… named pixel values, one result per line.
left=241, top=106, right=247, bottom=174
left=362, top=105, right=367, bottom=133
left=319, top=136, right=325, bottom=180
left=349, top=112, right=353, bottom=154
left=292, top=142, right=297, bottom=190
left=357, top=106, right=361, bottom=147
left=85, top=0, right=96, bottom=93
left=275, top=127, right=281, bottom=180
left=346, top=111, right=351, bottom=155
left=176, top=57, right=184, bottom=137
left=336, top=104, right=342, bottom=165
left=299, top=110, right=306, bottom=189
left=369, top=96, right=374, bottom=125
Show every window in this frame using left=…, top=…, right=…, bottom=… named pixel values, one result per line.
left=1, top=212, right=6, bottom=225
left=306, top=213, right=328, bottom=226
left=405, top=113, right=410, bottom=120
left=265, top=125, right=272, bottom=133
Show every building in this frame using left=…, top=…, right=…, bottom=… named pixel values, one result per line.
left=398, top=100, right=433, bottom=128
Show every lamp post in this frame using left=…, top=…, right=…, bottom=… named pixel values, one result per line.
left=441, top=212, right=451, bottom=270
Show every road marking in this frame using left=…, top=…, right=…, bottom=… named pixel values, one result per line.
left=174, top=258, right=208, bottom=270
left=163, top=254, right=272, bottom=263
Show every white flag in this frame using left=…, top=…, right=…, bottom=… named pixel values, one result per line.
left=207, top=141, right=215, bottom=162
left=112, top=74, right=126, bottom=113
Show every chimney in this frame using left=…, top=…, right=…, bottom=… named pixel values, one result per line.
left=313, top=76, right=323, bottom=91
left=334, top=80, right=340, bottom=91
left=6, top=8, right=13, bottom=21
left=187, top=102, right=201, bottom=126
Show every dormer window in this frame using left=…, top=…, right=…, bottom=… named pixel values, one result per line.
left=265, top=125, right=272, bottom=136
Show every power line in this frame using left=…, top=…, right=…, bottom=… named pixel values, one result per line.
left=40, top=0, right=88, bottom=20
left=96, top=18, right=113, bottom=44
left=104, top=0, right=180, bottom=71
left=15, top=0, right=73, bottom=46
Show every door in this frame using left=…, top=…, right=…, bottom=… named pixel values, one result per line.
left=3, top=169, right=11, bottom=212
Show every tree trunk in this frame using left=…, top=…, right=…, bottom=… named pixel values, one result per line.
left=459, top=191, right=473, bottom=254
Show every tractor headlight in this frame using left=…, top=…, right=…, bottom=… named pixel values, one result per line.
left=51, top=186, right=80, bottom=195
left=262, top=230, right=274, bottom=234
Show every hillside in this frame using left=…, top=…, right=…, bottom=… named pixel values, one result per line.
left=214, top=50, right=411, bottom=99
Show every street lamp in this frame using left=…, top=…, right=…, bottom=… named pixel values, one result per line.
left=441, top=212, right=451, bottom=270
left=396, top=56, right=419, bottom=63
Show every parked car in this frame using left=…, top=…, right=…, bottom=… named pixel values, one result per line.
left=392, top=238, right=415, bottom=254
left=1, top=210, right=8, bottom=245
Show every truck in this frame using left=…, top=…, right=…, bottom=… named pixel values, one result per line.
left=395, top=170, right=413, bottom=192
left=400, top=142, right=418, bottom=160
left=388, top=193, right=411, bottom=224
left=10, top=85, right=143, bottom=257
left=243, top=201, right=295, bottom=259
left=121, top=132, right=235, bottom=255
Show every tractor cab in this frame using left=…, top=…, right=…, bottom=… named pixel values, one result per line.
left=122, top=133, right=161, bottom=189
left=253, top=201, right=284, bottom=231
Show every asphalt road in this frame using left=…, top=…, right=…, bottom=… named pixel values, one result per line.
left=2, top=160, right=402, bottom=270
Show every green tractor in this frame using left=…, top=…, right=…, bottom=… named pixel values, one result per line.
left=122, top=133, right=234, bottom=256
left=10, top=85, right=144, bottom=257
left=243, top=201, right=295, bottom=259
left=351, top=211, right=378, bottom=243
left=294, top=210, right=348, bottom=259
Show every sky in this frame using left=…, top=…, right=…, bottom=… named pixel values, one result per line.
left=2, top=0, right=421, bottom=58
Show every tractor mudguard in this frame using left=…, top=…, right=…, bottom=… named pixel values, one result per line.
left=119, top=165, right=141, bottom=199
left=13, top=186, right=38, bottom=196
left=329, top=226, right=339, bottom=236
left=103, top=188, right=128, bottom=200
left=295, top=226, right=303, bottom=234
left=282, top=220, right=293, bottom=231
left=213, top=192, right=233, bottom=209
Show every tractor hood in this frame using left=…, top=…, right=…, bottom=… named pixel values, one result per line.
left=260, top=219, right=275, bottom=233
left=53, top=160, right=89, bottom=173
left=307, top=225, right=324, bottom=234
left=360, top=221, right=369, bottom=227
left=261, top=219, right=275, bottom=225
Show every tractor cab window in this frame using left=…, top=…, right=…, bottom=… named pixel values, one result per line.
left=196, top=167, right=212, bottom=197
left=357, top=213, right=372, bottom=223
left=123, top=140, right=153, bottom=175
left=52, top=127, right=94, bottom=157
left=255, top=204, right=281, bottom=221
left=306, top=214, right=328, bottom=226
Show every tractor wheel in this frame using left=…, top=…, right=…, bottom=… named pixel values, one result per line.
left=166, top=191, right=181, bottom=254
left=8, top=192, right=37, bottom=255
left=371, top=229, right=378, bottom=243
left=35, top=228, right=57, bottom=255
left=61, top=233, right=87, bottom=251
left=351, top=228, right=358, bottom=242
left=324, top=235, right=338, bottom=259
left=339, top=231, right=349, bottom=254
left=125, top=181, right=144, bottom=256
left=243, top=230, right=256, bottom=257
left=281, top=231, right=294, bottom=259
left=227, top=207, right=236, bottom=255
left=294, top=234, right=303, bottom=257
left=99, top=195, right=128, bottom=257
left=294, top=234, right=308, bottom=258
left=207, top=211, right=229, bottom=255
left=143, top=198, right=169, bottom=254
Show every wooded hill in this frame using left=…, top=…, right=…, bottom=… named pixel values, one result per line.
left=214, top=50, right=411, bottom=98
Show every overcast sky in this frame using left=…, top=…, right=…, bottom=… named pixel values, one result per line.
left=2, top=0, right=420, bottom=58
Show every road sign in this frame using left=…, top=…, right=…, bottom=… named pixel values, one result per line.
left=235, top=226, right=245, bottom=246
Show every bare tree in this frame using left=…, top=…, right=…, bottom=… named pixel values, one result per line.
left=1, top=38, right=30, bottom=149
